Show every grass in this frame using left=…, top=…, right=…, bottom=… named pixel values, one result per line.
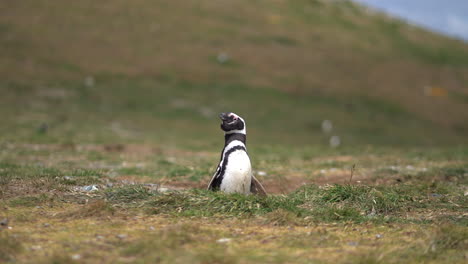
left=1, top=1, right=468, bottom=147
left=8, top=194, right=51, bottom=207
left=144, top=183, right=465, bottom=224
left=0, top=79, right=464, bottom=148
left=0, top=232, right=22, bottom=262
left=105, top=185, right=155, bottom=203
left=1, top=144, right=465, bottom=263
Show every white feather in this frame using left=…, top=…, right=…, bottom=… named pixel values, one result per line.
left=220, top=149, right=252, bottom=194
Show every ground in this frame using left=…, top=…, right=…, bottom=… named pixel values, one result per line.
left=1, top=143, right=466, bottom=263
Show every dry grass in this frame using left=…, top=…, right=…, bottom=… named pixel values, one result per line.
left=0, top=143, right=466, bottom=263
left=3, top=205, right=465, bottom=263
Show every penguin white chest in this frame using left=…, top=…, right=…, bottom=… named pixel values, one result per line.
left=220, top=150, right=252, bottom=194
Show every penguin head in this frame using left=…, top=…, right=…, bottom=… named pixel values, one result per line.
left=219, top=112, right=246, bottom=134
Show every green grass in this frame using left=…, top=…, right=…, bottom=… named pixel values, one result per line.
left=105, top=185, right=155, bottom=203
left=0, top=144, right=466, bottom=263
left=143, top=183, right=465, bottom=224
left=0, top=163, right=104, bottom=186
left=0, top=79, right=464, bottom=148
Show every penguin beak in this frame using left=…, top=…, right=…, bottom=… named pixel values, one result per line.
left=219, top=112, right=229, bottom=121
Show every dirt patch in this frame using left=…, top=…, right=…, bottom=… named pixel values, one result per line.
left=261, top=175, right=311, bottom=194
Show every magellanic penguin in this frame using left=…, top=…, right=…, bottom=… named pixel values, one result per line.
left=207, top=112, right=267, bottom=196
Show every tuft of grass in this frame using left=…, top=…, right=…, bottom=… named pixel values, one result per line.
left=147, top=183, right=464, bottom=224
left=319, top=184, right=414, bottom=214
left=106, top=185, right=155, bottom=204
left=146, top=185, right=398, bottom=222
left=148, top=190, right=285, bottom=217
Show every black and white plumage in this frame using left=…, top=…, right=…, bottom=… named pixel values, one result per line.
left=207, top=112, right=267, bottom=196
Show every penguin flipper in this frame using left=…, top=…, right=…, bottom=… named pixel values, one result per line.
left=207, top=169, right=221, bottom=191
left=251, top=175, right=267, bottom=196
left=207, top=174, right=216, bottom=190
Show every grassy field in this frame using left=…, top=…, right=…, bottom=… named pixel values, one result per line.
left=1, top=0, right=467, bottom=263
left=1, top=144, right=467, bottom=263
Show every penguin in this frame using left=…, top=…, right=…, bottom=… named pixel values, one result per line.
left=207, top=112, right=267, bottom=196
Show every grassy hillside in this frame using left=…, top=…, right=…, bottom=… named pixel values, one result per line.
left=1, top=0, right=468, bottom=147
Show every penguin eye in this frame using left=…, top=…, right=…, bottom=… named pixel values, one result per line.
left=227, top=116, right=237, bottom=124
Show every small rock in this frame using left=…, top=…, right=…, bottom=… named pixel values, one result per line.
left=257, top=171, right=267, bottom=176
left=158, top=187, right=169, bottom=193
left=144, top=183, right=159, bottom=190
left=0, top=218, right=8, bottom=228
left=376, top=234, right=383, bottom=239
left=82, top=185, right=99, bottom=192
left=71, top=254, right=81, bottom=260
left=43, top=223, right=50, bottom=228
left=96, top=235, right=104, bottom=240
left=367, top=206, right=376, bottom=218
left=31, top=245, right=42, bottom=251
left=116, top=234, right=128, bottom=239
left=84, top=76, right=95, bottom=87
left=321, top=120, right=333, bottom=133
left=216, top=238, right=232, bottom=244
left=149, top=226, right=155, bottom=231
left=64, top=176, right=74, bottom=181
left=330, top=136, right=341, bottom=148
left=217, top=53, right=229, bottom=64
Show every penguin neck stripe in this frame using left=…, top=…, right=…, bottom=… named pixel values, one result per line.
left=224, top=133, right=246, bottom=146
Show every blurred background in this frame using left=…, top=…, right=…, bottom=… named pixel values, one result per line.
left=1, top=0, right=467, bottom=149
